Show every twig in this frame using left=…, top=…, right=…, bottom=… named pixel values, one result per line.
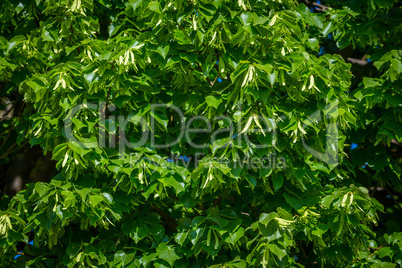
left=196, top=61, right=213, bottom=85
left=0, top=141, right=28, bottom=160
left=347, top=57, right=368, bottom=66
left=298, top=0, right=329, bottom=11
left=0, top=126, right=13, bottom=151
left=368, top=245, right=385, bottom=258
left=313, top=2, right=329, bottom=11
left=211, top=75, right=219, bottom=86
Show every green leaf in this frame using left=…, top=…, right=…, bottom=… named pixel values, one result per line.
left=102, top=192, right=113, bottom=204
left=321, top=194, right=337, bottom=208
left=113, top=95, right=131, bottom=109
left=259, top=212, right=279, bottom=227
left=66, top=243, right=81, bottom=257
left=307, top=38, right=319, bottom=49
left=225, top=227, right=244, bottom=245
left=157, top=45, right=170, bottom=59
left=84, top=70, right=99, bottom=87
left=322, top=22, right=335, bottom=36
left=151, top=110, right=168, bottom=128
left=42, top=29, right=55, bottom=41
left=272, top=174, right=284, bottom=192
left=267, top=244, right=287, bottom=261
left=283, top=193, right=302, bottom=210
left=128, top=0, right=142, bottom=10
left=363, top=77, right=380, bottom=88
left=35, top=182, right=48, bottom=197
left=26, top=80, right=44, bottom=92
left=76, top=188, right=91, bottom=202
left=175, top=232, right=188, bottom=246
left=160, top=176, right=185, bottom=194
left=312, top=224, right=328, bottom=238
left=280, top=116, right=297, bottom=132
left=1, top=1, right=397, bottom=266
left=148, top=1, right=161, bottom=13
left=377, top=247, right=393, bottom=258
left=390, top=58, right=402, bottom=74
left=211, top=138, right=230, bottom=154
left=156, top=243, right=180, bottom=266
left=205, top=96, right=222, bottom=109
left=90, top=194, right=104, bottom=207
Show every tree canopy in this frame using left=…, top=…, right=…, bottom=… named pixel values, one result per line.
left=0, top=0, right=401, bottom=267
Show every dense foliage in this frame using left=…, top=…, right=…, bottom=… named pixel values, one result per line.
left=0, top=0, right=401, bottom=267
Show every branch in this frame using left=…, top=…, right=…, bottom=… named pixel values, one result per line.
left=195, top=61, right=213, bottom=86
left=298, top=0, right=329, bottom=11
left=0, top=141, right=29, bottom=160
left=0, top=104, right=14, bottom=121
left=347, top=57, right=368, bottom=66
left=313, top=2, right=329, bottom=11
left=0, top=97, right=15, bottom=121
left=0, top=126, right=14, bottom=151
